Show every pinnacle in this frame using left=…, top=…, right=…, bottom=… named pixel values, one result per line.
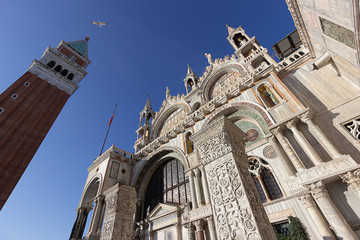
left=226, top=24, right=235, bottom=35
left=186, top=64, right=194, bottom=76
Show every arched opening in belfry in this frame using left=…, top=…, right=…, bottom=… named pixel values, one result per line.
left=233, top=32, right=247, bottom=48
left=142, top=159, right=191, bottom=219
left=47, top=60, right=56, bottom=68
left=54, top=65, right=62, bottom=72
left=61, top=69, right=68, bottom=76
left=67, top=73, right=74, bottom=80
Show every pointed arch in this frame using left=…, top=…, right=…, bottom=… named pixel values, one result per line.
left=200, top=64, right=247, bottom=102
left=150, top=101, right=191, bottom=139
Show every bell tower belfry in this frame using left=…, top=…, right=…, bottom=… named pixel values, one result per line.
left=0, top=37, right=91, bottom=210
left=184, top=64, right=199, bottom=94
left=226, top=25, right=277, bottom=71
left=134, top=96, right=155, bottom=152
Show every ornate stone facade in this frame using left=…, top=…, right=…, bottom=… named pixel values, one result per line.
left=71, top=2, right=360, bottom=239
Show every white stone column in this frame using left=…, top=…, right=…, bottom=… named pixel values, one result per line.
left=266, top=135, right=295, bottom=176
left=308, top=181, right=359, bottom=240
left=298, top=193, right=335, bottom=239
left=194, top=220, right=206, bottom=240
left=87, top=195, right=104, bottom=236
left=185, top=223, right=195, bottom=240
left=285, top=120, right=323, bottom=165
left=299, top=113, right=342, bottom=159
left=206, top=216, right=217, bottom=240
left=271, top=126, right=305, bottom=171
left=193, top=168, right=204, bottom=206
left=187, top=171, right=198, bottom=209
left=199, top=166, right=211, bottom=204
left=341, top=169, right=360, bottom=199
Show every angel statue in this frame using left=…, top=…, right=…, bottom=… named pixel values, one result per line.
left=205, top=53, right=213, bottom=64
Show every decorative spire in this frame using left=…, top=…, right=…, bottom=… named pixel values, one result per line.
left=226, top=24, right=235, bottom=35
left=186, top=64, right=194, bottom=76
left=142, top=95, right=153, bottom=112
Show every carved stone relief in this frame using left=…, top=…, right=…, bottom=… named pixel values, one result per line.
left=100, top=184, right=137, bottom=240
left=191, top=116, right=276, bottom=240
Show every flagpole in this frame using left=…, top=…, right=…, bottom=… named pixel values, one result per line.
left=99, top=104, right=117, bottom=156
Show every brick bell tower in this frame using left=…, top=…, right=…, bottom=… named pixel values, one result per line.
left=0, top=37, right=91, bottom=210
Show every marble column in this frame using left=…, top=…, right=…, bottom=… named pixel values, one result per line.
left=299, top=113, right=342, bottom=159
left=206, top=216, right=217, bottom=240
left=187, top=171, right=198, bottom=209
left=194, top=220, right=206, bottom=240
left=271, top=126, right=305, bottom=171
left=285, top=120, right=323, bottom=165
left=199, top=166, right=211, bottom=204
left=70, top=207, right=90, bottom=240
left=341, top=169, right=360, bottom=199
left=193, top=168, right=204, bottom=206
left=298, top=193, right=334, bottom=239
left=87, top=195, right=105, bottom=237
left=185, top=223, right=195, bottom=240
left=308, top=181, right=359, bottom=240
left=266, top=135, right=295, bottom=176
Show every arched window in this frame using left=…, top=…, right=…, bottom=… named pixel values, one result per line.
left=47, top=61, right=56, bottom=68
left=248, top=156, right=282, bottom=202
left=185, top=132, right=194, bottom=154
left=258, top=84, right=279, bottom=108
left=61, top=69, right=69, bottom=76
left=54, top=65, right=62, bottom=72
left=67, top=73, right=74, bottom=80
left=143, top=159, right=190, bottom=218
left=261, top=168, right=283, bottom=200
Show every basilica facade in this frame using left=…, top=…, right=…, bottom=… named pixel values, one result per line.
left=70, top=0, right=360, bottom=239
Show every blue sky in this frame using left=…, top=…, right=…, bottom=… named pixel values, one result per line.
left=0, top=1, right=295, bottom=239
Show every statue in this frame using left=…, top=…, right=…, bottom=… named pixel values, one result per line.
left=166, top=86, right=170, bottom=100
left=205, top=53, right=213, bottom=64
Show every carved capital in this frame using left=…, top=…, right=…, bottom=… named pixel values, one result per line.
left=265, top=135, right=275, bottom=143
left=307, top=181, right=329, bottom=200
left=285, top=119, right=296, bottom=129
left=206, top=216, right=215, bottom=229
left=194, top=220, right=205, bottom=231
left=193, top=168, right=201, bottom=177
left=299, top=111, right=311, bottom=123
left=341, top=169, right=360, bottom=190
left=298, top=192, right=316, bottom=208
left=270, top=126, right=282, bottom=136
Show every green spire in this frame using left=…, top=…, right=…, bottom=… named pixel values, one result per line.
left=67, top=37, right=89, bottom=58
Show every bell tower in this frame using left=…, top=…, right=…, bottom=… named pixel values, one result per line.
left=134, top=96, right=155, bottom=152
left=226, top=25, right=277, bottom=72
left=184, top=64, right=199, bottom=94
left=0, top=37, right=91, bottom=209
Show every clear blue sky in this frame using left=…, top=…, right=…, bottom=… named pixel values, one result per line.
left=0, top=1, right=295, bottom=239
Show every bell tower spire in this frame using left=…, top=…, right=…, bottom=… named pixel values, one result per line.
left=0, top=37, right=91, bottom=209
left=134, top=95, right=155, bottom=152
